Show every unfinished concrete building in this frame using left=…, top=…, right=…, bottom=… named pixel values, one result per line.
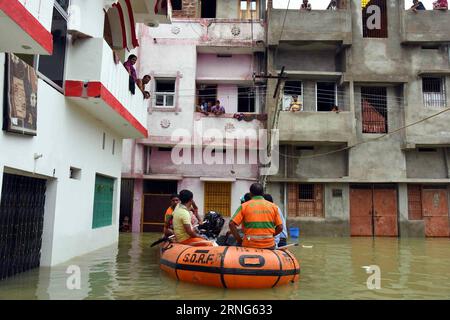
left=265, top=0, right=450, bottom=237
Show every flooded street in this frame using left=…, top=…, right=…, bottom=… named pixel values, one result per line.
left=1, top=233, right=450, bottom=300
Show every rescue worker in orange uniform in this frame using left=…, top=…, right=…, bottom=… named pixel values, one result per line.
left=229, top=183, right=283, bottom=250
left=163, top=193, right=180, bottom=237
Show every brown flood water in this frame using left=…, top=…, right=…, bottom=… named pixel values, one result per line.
left=0, top=233, right=450, bottom=300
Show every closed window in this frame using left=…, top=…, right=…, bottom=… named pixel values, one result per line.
left=155, top=79, right=176, bottom=107
left=37, top=3, right=68, bottom=90
left=423, top=77, right=446, bottom=108
left=92, top=175, right=115, bottom=229
left=240, top=0, right=259, bottom=19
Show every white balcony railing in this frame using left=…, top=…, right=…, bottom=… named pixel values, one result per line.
left=18, top=0, right=53, bottom=31
left=66, top=38, right=147, bottom=136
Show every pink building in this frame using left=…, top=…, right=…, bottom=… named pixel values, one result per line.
left=121, top=0, right=268, bottom=232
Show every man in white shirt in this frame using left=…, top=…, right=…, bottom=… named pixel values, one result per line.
left=263, top=194, right=288, bottom=248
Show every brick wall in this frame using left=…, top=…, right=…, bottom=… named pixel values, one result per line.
left=172, top=0, right=197, bottom=18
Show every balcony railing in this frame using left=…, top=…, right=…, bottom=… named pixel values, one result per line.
left=0, top=0, right=53, bottom=54
left=402, top=10, right=450, bottom=43
left=278, top=111, right=353, bottom=143
left=65, top=38, right=148, bottom=138
left=268, top=9, right=352, bottom=46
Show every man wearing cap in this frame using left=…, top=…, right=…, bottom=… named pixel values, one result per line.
left=229, top=183, right=283, bottom=250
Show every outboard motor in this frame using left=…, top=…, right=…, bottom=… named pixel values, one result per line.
left=198, top=211, right=225, bottom=240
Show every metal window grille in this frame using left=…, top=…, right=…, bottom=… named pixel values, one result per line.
left=204, top=182, right=231, bottom=217
left=288, top=184, right=324, bottom=218
left=362, top=0, right=388, bottom=38
left=423, top=77, right=447, bottom=108
left=361, top=87, right=388, bottom=133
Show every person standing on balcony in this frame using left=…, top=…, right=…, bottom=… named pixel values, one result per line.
left=411, top=0, right=426, bottom=12
left=300, top=0, right=312, bottom=11
left=137, top=75, right=151, bottom=92
left=211, top=100, right=225, bottom=116
left=433, top=0, right=448, bottom=10
left=123, top=54, right=138, bottom=81
left=289, top=95, right=303, bottom=112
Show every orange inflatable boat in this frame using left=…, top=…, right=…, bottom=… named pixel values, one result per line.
left=160, top=242, right=300, bottom=289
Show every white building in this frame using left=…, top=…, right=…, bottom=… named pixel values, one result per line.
left=0, top=0, right=171, bottom=279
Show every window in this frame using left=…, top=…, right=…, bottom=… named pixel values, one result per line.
left=155, top=79, right=176, bottom=107
left=288, top=184, right=324, bottom=218
left=240, top=0, right=259, bottom=19
left=197, top=84, right=217, bottom=107
left=362, top=0, right=388, bottom=38
left=92, top=175, right=115, bottom=229
left=317, top=82, right=337, bottom=112
left=361, top=87, right=387, bottom=134
left=70, top=167, right=81, bottom=180
left=299, top=184, right=315, bottom=201
left=201, top=0, right=216, bottom=18
left=37, top=4, right=68, bottom=89
left=172, top=0, right=182, bottom=10
left=238, top=87, right=255, bottom=112
left=204, top=182, right=231, bottom=217
left=158, top=147, right=173, bottom=152
left=423, top=77, right=446, bottom=108
left=283, top=81, right=302, bottom=111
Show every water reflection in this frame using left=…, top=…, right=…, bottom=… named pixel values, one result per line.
left=0, top=234, right=449, bottom=299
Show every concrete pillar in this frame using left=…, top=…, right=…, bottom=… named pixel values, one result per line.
left=132, top=179, right=143, bottom=233
left=398, top=183, right=409, bottom=222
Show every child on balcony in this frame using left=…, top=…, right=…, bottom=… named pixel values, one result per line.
left=211, top=100, right=225, bottom=116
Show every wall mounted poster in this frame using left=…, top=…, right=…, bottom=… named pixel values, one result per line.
left=3, top=53, right=38, bottom=136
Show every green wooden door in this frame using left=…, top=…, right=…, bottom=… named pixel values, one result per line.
left=92, top=175, right=115, bottom=229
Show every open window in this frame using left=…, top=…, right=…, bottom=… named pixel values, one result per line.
left=238, top=87, right=255, bottom=112
left=37, top=2, right=68, bottom=90
left=316, top=82, right=337, bottom=112
left=283, top=81, right=303, bottom=111
left=201, top=0, right=216, bottom=18
left=240, top=0, right=259, bottom=19
left=155, top=78, right=176, bottom=108
left=361, top=87, right=388, bottom=134
left=197, top=84, right=217, bottom=109
left=423, top=77, right=447, bottom=108
left=172, top=0, right=182, bottom=10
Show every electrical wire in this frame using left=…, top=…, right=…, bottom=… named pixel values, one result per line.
left=271, top=106, right=450, bottom=160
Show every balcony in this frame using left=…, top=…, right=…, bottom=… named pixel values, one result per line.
left=402, top=10, right=450, bottom=44
left=0, top=0, right=53, bottom=54
left=405, top=110, right=450, bottom=147
left=198, top=19, right=265, bottom=52
left=278, top=111, right=353, bottom=144
left=193, top=113, right=266, bottom=148
left=65, top=38, right=148, bottom=139
left=268, top=9, right=352, bottom=46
